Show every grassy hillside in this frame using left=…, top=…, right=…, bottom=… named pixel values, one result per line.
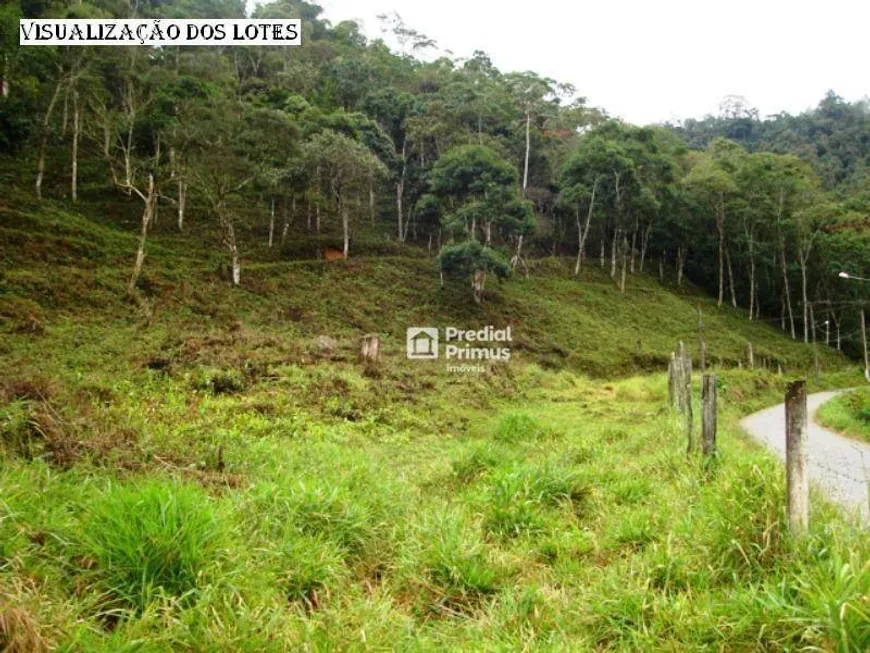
left=0, top=188, right=849, bottom=379
left=1, top=191, right=868, bottom=650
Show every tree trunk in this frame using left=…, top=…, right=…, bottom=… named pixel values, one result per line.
left=342, top=201, right=350, bottom=257
left=268, top=197, right=275, bottom=248
left=748, top=238, right=756, bottom=321
left=725, top=246, right=737, bottom=308
left=472, top=270, right=485, bottom=304
left=71, top=91, right=80, bottom=202
left=306, top=197, right=312, bottom=231
left=619, top=235, right=628, bottom=293
left=282, top=196, right=294, bottom=245
left=396, top=140, right=407, bottom=241
left=230, top=237, right=240, bottom=286
left=574, top=180, right=597, bottom=276
left=127, top=174, right=156, bottom=295
left=177, top=179, right=186, bottom=231
left=513, top=234, right=525, bottom=269
left=522, top=110, right=531, bottom=193
left=716, top=210, right=724, bottom=307
left=677, top=246, right=685, bottom=287
left=219, top=208, right=241, bottom=287
left=1, top=54, right=9, bottom=97
left=639, top=222, right=652, bottom=272
left=780, top=245, right=796, bottom=339
left=610, top=228, right=619, bottom=278
left=36, top=77, right=64, bottom=200
left=800, top=257, right=809, bottom=343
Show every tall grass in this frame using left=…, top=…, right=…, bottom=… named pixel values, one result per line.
left=81, top=480, right=226, bottom=612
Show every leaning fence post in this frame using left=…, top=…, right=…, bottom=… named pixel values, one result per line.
left=785, top=380, right=809, bottom=536
left=701, top=374, right=716, bottom=458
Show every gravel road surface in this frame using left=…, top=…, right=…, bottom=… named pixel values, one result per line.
left=740, top=390, right=870, bottom=523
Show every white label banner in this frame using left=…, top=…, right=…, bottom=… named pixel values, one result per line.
left=19, top=19, right=302, bottom=47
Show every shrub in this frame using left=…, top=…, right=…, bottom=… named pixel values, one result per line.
left=81, top=480, right=225, bottom=612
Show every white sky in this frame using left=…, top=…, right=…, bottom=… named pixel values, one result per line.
left=251, top=0, right=870, bottom=125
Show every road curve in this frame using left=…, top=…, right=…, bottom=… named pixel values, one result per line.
left=740, top=390, right=870, bottom=523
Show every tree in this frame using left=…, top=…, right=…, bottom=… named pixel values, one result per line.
left=438, top=241, right=510, bottom=304
left=431, top=144, right=530, bottom=302
left=684, top=148, right=738, bottom=307
left=302, top=129, right=387, bottom=256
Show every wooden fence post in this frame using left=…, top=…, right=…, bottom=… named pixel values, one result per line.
left=701, top=374, right=716, bottom=458
left=360, top=333, right=380, bottom=375
left=746, top=342, right=754, bottom=370
left=785, top=380, right=809, bottom=536
left=676, top=343, right=686, bottom=413
left=682, top=347, right=693, bottom=443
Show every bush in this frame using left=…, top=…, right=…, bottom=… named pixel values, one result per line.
left=81, top=480, right=225, bottom=612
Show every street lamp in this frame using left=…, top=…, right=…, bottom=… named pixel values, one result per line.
left=839, top=271, right=870, bottom=282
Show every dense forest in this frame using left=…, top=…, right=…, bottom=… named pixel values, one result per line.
left=2, top=0, right=870, bottom=351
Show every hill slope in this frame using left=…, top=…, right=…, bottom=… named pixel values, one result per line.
left=0, top=189, right=848, bottom=379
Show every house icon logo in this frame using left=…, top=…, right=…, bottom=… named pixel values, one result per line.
left=406, top=327, right=439, bottom=360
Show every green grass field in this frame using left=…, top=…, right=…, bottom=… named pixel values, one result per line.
left=1, top=190, right=868, bottom=650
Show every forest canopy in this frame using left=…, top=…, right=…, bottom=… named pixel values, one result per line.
left=3, top=1, right=870, bottom=350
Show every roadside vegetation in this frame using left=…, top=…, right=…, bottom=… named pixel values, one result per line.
left=816, top=387, right=870, bottom=442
